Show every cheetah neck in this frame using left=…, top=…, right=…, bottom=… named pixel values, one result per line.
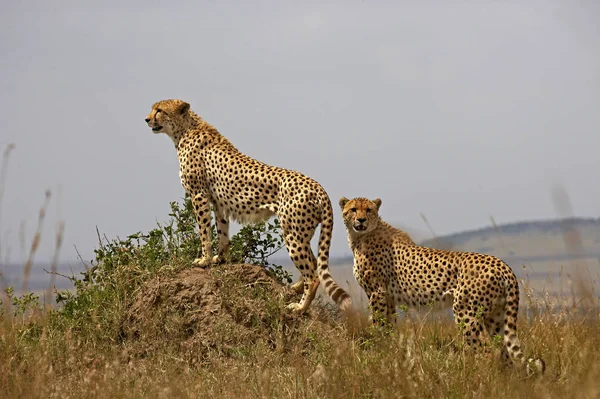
left=345, top=220, right=383, bottom=249
left=172, top=112, right=224, bottom=150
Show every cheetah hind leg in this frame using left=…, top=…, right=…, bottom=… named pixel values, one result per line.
left=281, top=232, right=304, bottom=294
left=452, top=294, right=486, bottom=351
left=286, top=278, right=319, bottom=313
left=212, top=207, right=230, bottom=265
left=280, top=236, right=304, bottom=294
left=486, top=307, right=545, bottom=376
left=484, top=306, right=512, bottom=367
left=284, top=240, right=319, bottom=313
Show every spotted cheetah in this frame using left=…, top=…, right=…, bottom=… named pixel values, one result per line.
left=339, top=196, right=545, bottom=374
left=144, top=99, right=351, bottom=313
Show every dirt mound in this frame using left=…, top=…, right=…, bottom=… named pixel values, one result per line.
left=121, top=263, right=339, bottom=361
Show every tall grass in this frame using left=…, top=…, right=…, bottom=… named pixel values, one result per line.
left=1, top=279, right=598, bottom=398
left=1, top=144, right=599, bottom=399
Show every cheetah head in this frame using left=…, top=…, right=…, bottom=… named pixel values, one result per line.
left=145, top=99, right=191, bottom=136
left=339, top=197, right=382, bottom=235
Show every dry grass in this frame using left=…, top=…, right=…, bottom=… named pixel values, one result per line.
left=1, top=291, right=599, bottom=398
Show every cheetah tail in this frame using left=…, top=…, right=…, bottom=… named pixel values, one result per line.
left=504, top=276, right=546, bottom=376
left=317, top=192, right=352, bottom=311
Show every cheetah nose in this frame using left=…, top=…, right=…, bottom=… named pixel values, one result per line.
left=357, top=218, right=367, bottom=223
left=145, top=118, right=150, bottom=123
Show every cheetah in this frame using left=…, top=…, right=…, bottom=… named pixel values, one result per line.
left=144, top=99, right=351, bottom=313
left=339, top=196, right=545, bottom=374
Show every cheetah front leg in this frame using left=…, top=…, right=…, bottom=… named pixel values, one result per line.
left=385, top=294, right=398, bottom=327
left=191, top=192, right=214, bottom=268
left=368, top=290, right=390, bottom=326
left=359, top=270, right=391, bottom=326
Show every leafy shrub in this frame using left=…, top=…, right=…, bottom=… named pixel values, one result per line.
left=47, top=195, right=290, bottom=344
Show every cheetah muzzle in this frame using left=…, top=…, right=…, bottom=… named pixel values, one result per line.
left=353, top=224, right=367, bottom=232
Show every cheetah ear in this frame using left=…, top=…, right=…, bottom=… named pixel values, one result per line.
left=177, top=101, right=190, bottom=115
left=372, top=198, right=382, bottom=210
left=339, top=197, right=349, bottom=210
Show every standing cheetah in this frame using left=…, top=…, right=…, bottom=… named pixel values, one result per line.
left=144, top=99, right=351, bottom=313
left=339, top=196, right=545, bottom=374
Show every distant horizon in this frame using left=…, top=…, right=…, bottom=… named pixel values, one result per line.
left=1, top=214, right=598, bottom=265
left=3, top=211, right=600, bottom=297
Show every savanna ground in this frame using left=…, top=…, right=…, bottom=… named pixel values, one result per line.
left=1, top=150, right=599, bottom=398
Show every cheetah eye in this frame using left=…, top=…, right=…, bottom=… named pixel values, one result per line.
left=156, top=108, right=163, bottom=114
left=366, top=209, right=372, bottom=213
left=350, top=208, right=356, bottom=213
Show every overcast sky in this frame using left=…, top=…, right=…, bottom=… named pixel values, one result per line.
left=0, top=0, right=598, bottom=265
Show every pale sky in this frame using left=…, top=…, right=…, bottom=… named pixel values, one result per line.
left=1, top=0, right=599, bottom=264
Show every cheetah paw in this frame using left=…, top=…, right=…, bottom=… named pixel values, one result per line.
left=192, top=257, right=212, bottom=268
left=526, top=358, right=546, bottom=377
left=212, top=254, right=226, bottom=264
left=286, top=302, right=304, bottom=313
left=289, top=280, right=304, bottom=294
